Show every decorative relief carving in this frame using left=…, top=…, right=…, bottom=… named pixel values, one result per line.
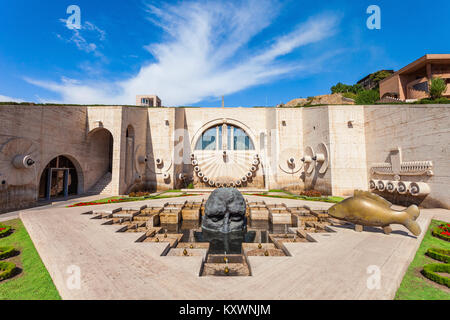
left=370, top=147, right=433, bottom=176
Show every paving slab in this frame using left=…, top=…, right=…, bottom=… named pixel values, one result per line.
left=17, top=195, right=450, bottom=300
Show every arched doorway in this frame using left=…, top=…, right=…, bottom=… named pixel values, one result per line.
left=38, top=155, right=80, bottom=200
left=88, top=128, right=114, bottom=175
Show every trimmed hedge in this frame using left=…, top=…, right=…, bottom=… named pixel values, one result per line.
left=0, top=261, right=16, bottom=281
left=0, top=246, right=16, bottom=260
left=431, top=223, right=450, bottom=242
left=421, top=247, right=450, bottom=288
left=426, top=248, right=450, bottom=264
left=0, top=224, right=11, bottom=238
left=421, top=263, right=450, bottom=288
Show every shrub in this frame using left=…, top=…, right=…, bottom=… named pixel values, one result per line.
left=301, top=190, right=322, bottom=197
left=355, top=90, right=379, bottom=104
left=0, top=225, right=11, bottom=238
left=342, top=92, right=357, bottom=100
left=187, top=183, right=194, bottom=189
left=426, top=248, right=450, bottom=263
left=0, top=261, right=16, bottom=281
left=421, top=263, right=450, bottom=288
left=417, top=97, right=450, bottom=104
left=0, top=246, right=16, bottom=260
left=429, top=77, right=447, bottom=100
left=129, top=192, right=136, bottom=197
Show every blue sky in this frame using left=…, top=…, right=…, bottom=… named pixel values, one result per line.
left=0, top=0, right=448, bottom=107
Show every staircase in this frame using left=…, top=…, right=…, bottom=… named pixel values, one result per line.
left=87, top=172, right=113, bottom=195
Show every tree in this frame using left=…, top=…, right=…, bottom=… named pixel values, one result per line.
left=331, top=83, right=363, bottom=94
left=355, top=89, right=379, bottom=105
left=429, top=77, right=447, bottom=100
left=369, top=70, right=392, bottom=88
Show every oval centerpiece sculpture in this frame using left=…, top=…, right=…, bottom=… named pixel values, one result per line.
left=202, top=188, right=246, bottom=233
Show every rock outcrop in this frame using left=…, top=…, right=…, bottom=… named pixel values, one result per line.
left=279, top=93, right=355, bottom=107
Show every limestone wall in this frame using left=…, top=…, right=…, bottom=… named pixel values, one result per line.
left=328, top=106, right=368, bottom=196
left=364, top=104, right=450, bottom=209
left=1, top=103, right=449, bottom=213
left=302, top=107, right=332, bottom=195
left=146, top=108, right=176, bottom=191
left=0, top=105, right=88, bottom=212
left=274, top=108, right=304, bottom=191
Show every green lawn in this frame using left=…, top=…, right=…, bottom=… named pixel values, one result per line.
left=68, top=192, right=199, bottom=207
left=0, top=219, right=61, bottom=300
left=244, top=191, right=344, bottom=203
left=395, top=219, right=450, bottom=300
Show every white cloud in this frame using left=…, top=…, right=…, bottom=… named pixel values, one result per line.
left=28, top=0, right=340, bottom=106
left=0, top=94, right=24, bottom=103
left=57, top=19, right=106, bottom=56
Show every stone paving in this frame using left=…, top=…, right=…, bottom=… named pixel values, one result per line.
left=7, top=194, right=449, bottom=300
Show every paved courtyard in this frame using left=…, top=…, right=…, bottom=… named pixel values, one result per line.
left=10, top=195, right=450, bottom=300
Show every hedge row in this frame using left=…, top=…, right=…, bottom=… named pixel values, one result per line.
left=421, top=246, right=450, bottom=288
left=421, top=263, right=450, bottom=288
left=0, top=246, right=16, bottom=260
left=426, top=248, right=450, bottom=264
left=0, top=261, right=17, bottom=281
left=0, top=224, right=11, bottom=238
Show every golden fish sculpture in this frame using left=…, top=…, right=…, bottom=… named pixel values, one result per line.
left=327, top=190, right=421, bottom=236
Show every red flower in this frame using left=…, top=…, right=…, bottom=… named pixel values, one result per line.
left=0, top=228, right=6, bottom=231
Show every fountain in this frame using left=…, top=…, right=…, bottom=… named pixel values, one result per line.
left=201, top=188, right=246, bottom=233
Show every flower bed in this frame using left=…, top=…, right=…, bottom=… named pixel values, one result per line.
left=68, top=198, right=130, bottom=207
left=68, top=194, right=201, bottom=207
left=432, top=223, right=450, bottom=242
left=0, top=246, right=16, bottom=260
left=0, top=261, right=16, bottom=281
left=248, top=193, right=343, bottom=203
left=0, top=224, right=11, bottom=238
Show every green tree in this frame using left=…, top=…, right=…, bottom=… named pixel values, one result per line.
left=331, top=82, right=351, bottom=93
left=331, top=83, right=363, bottom=94
left=369, top=70, right=392, bottom=88
left=429, top=77, right=447, bottom=100
left=355, top=89, right=379, bottom=105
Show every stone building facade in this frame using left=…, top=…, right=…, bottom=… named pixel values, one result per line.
left=0, top=103, right=449, bottom=213
left=380, top=54, right=450, bottom=101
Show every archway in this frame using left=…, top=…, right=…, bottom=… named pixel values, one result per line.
left=88, top=128, right=114, bottom=175
left=38, top=155, right=80, bottom=200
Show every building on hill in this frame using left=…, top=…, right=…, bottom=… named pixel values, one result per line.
left=379, top=54, right=450, bottom=101
left=357, top=70, right=394, bottom=90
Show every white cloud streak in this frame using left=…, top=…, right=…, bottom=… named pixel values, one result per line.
left=27, top=0, right=340, bottom=106
left=56, top=19, right=106, bottom=56
left=0, top=94, right=24, bottom=103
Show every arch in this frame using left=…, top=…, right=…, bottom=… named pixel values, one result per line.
left=126, top=124, right=135, bottom=138
left=38, top=154, right=83, bottom=200
left=193, top=120, right=256, bottom=151
left=88, top=128, right=114, bottom=174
